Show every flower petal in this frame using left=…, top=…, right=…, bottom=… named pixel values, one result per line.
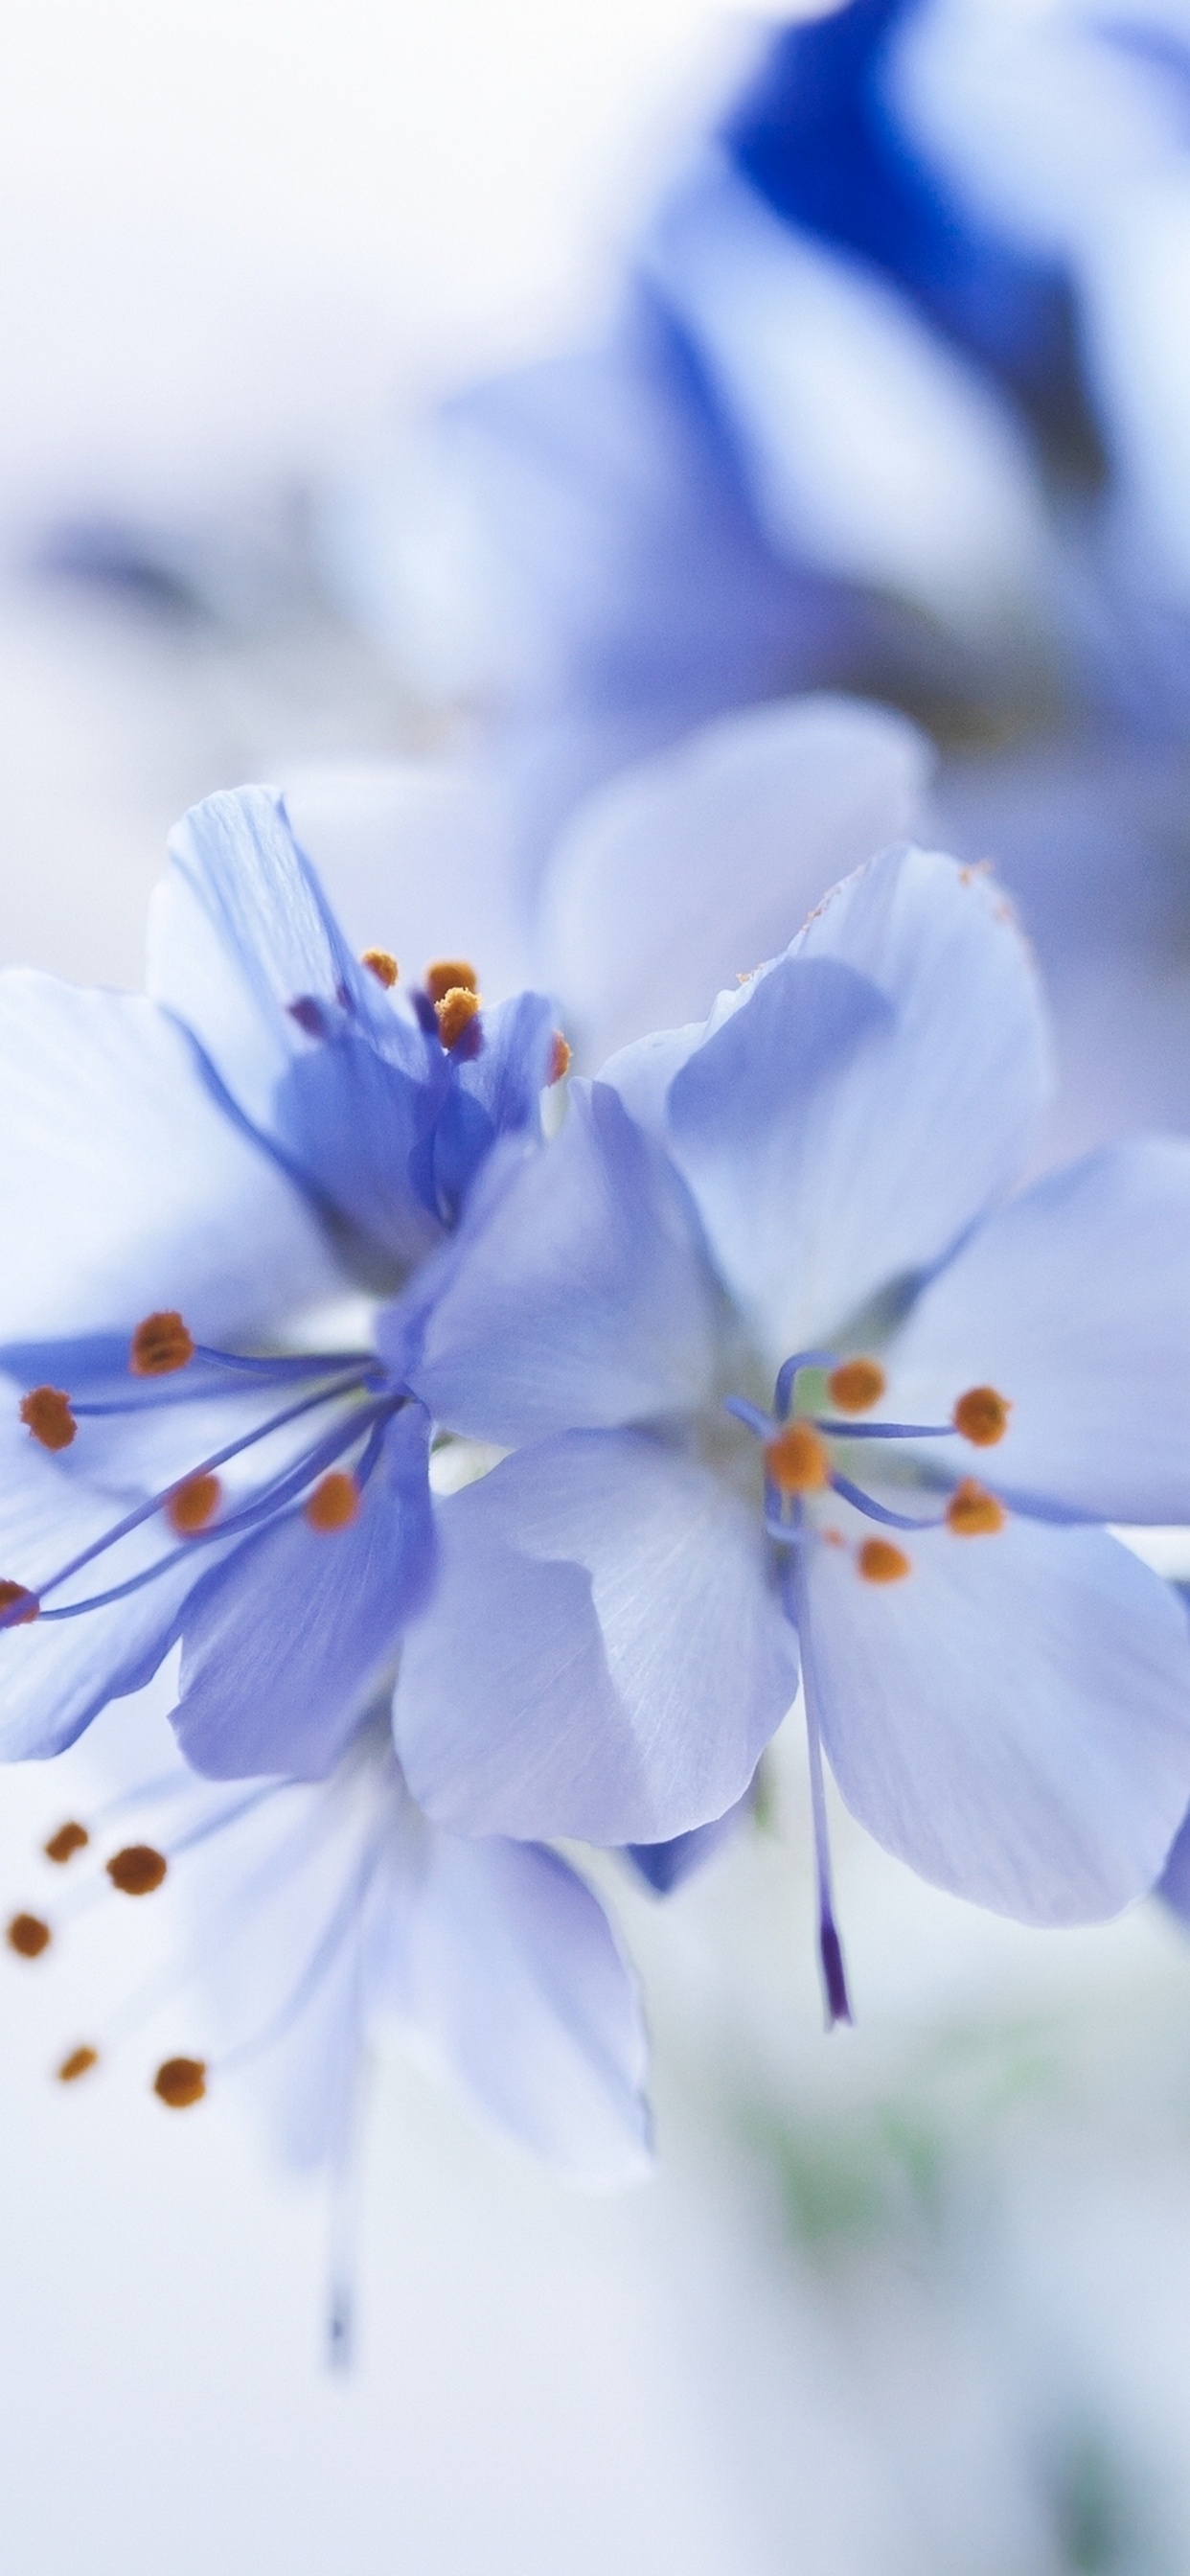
left=608, top=842, right=1052, bottom=1366
left=0, top=971, right=340, bottom=1345
left=400, top=1834, right=652, bottom=2185
left=172, top=1406, right=436, bottom=1781
left=393, top=1429, right=798, bottom=1843
left=400, top=1081, right=718, bottom=1444
left=537, top=695, right=931, bottom=1064
left=889, top=1138, right=1190, bottom=1525
left=799, top=1513, right=1190, bottom=1924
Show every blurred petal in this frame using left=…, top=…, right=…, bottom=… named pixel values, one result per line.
left=395, top=1430, right=797, bottom=1843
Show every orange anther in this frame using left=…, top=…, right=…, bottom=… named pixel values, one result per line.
left=435, top=986, right=482, bottom=1050
left=106, top=1845, right=168, bottom=1898
left=547, top=1030, right=572, bottom=1085
left=153, top=2057, right=207, bottom=2109
left=305, top=1470, right=360, bottom=1532
left=765, top=1421, right=831, bottom=1494
left=424, top=958, right=478, bottom=1004
left=953, top=1385, right=1010, bottom=1446
left=57, top=2046, right=98, bottom=2083
left=826, top=1358, right=885, bottom=1414
left=20, top=1386, right=77, bottom=1450
left=130, top=1312, right=195, bottom=1376
left=0, top=1580, right=38, bottom=1626
left=858, top=1539, right=911, bottom=1584
left=7, top=1913, right=51, bottom=1958
left=946, top=1480, right=1006, bottom=1537
left=360, top=947, right=400, bottom=988
left=44, top=1821, right=88, bottom=1865
left=166, top=1472, right=222, bottom=1537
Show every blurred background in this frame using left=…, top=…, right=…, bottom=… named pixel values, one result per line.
left=5, top=2, right=1190, bottom=2568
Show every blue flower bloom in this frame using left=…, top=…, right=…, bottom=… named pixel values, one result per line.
left=390, top=840, right=1190, bottom=1997
left=0, top=781, right=558, bottom=1775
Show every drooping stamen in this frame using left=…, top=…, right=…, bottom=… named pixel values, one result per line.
left=360, top=948, right=399, bottom=988
left=826, top=1358, right=885, bottom=1414
left=57, top=2046, right=98, bottom=2083
left=130, top=1312, right=195, bottom=1376
left=946, top=1479, right=1006, bottom=1536
left=766, top=1421, right=830, bottom=1495
left=44, top=1821, right=88, bottom=1864
left=8, top=1913, right=51, bottom=1957
left=547, top=1032, right=571, bottom=1085
left=305, top=1471, right=360, bottom=1532
left=153, top=2057, right=207, bottom=2108
left=423, top=958, right=478, bottom=1004
left=166, top=1473, right=222, bottom=1537
left=857, top=1539, right=911, bottom=1583
left=435, top=986, right=482, bottom=1050
left=953, top=1385, right=1011, bottom=1446
left=20, top=1386, right=77, bottom=1450
left=803, top=1689, right=853, bottom=2030
left=106, top=1846, right=168, bottom=1898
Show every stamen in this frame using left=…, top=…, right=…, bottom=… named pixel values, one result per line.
left=44, top=1821, right=88, bottom=1864
left=106, top=1846, right=168, bottom=1898
left=857, top=1539, right=911, bottom=1583
left=946, top=1479, right=1006, bottom=1536
left=153, top=2057, right=206, bottom=2109
left=953, top=1385, right=1010, bottom=1446
left=0, top=1580, right=38, bottom=1627
left=20, top=1386, right=77, bottom=1450
left=773, top=1351, right=838, bottom=1417
left=424, top=958, right=478, bottom=1004
left=803, top=1683, right=853, bottom=2030
left=305, top=1471, right=360, bottom=1532
left=435, top=986, right=482, bottom=1050
left=166, top=1472, right=222, bottom=1537
left=130, top=1312, right=195, bottom=1376
left=360, top=948, right=399, bottom=988
left=826, top=1358, right=885, bottom=1414
left=7, top=1913, right=51, bottom=1957
left=57, top=2046, right=98, bottom=2083
left=829, top=1472, right=942, bottom=1531
left=547, top=1031, right=571, bottom=1085
left=765, top=1421, right=830, bottom=1495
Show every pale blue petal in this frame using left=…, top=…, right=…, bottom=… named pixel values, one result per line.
left=402, top=1835, right=652, bottom=2184
left=606, top=842, right=1052, bottom=1366
left=393, top=1430, right=798, bottom=1843
left=799, top=1514, right=1190, bottom=1924
left=0, top=971, right=341, bottom=1345
left=890, top=1138, right=1190, bottom=1525
left=400, top=1082, right=718, bottom=1444
left=428, top=989, right=555, bottom=1223
left=172, top=1407, right=435, bottom=1781
left=625, top=1798, right=745, bottom=1895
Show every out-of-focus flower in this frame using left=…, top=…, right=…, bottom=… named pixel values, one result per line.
left=392, top=841, right=1190, bottom=1992
left=0, top=780, right=558, bottom=1774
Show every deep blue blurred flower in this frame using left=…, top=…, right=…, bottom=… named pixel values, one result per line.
left=391, top=838, right=1190, bottom=1984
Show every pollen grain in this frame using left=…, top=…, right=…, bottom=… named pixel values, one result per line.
left=130, top=1312, right=195, bottom=1376
left=57, top=2046, right=98, bottom=2084
left=0, top=1580, right=38, bottom=1626
left=106, top=1845, right=168, bottom=1898
left=154, top=2057, right=207, bottom=2109
left=946, top=1480, right=1006, bottom=1537
left=360, top=947, right=399, bottom=988
left=435, top=986, right=482, bottom=1050
left=547, top=1030, right=572, bottom=1085
left=953, top=1385, right=1010, bottom=1446
left=166, top=1472, right=222, bottom=1536
left=305, top=1470, right=360, bottom=1532
left=7, top=1913, right=51, bottom=1958
left=827, top=1358, right=885, bottom=1414
left=44, top=1821, right=89, bottom=1865
left=765, top=1421, right=830, bottom=1494
left=20, top=1386, right=77, bottom=1450
left=424, top=958, right=478, bottom=1004
left=858, top=1539, right=911, bottom=1584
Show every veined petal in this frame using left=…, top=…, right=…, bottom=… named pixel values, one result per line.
left=889, top=1139, right=1190, bottom=1525
left=606, top=842, right=1052, bottom=1365
left=401, top=1835, right=652, bottom=2185
left=172, top=1406, right=435, bottom=1782
left=799, top=1514, right=1190, bottom=1925
left=537, top=695, right=931, bottom=1064
left=148, top=784, right=447, bottom=1273
left=393, top=1429, right=798, bottom=1844
left=428, top=989, right=555, bottom=1224
left=0, top=971, right=341, bottom=1345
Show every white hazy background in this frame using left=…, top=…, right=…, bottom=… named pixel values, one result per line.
left=4, top=6, right=1190, bottom=2573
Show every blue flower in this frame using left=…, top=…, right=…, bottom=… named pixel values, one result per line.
left=0, top=782, right=558, bottom=1775
left=391, top=840, right=1190, bottom=1990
